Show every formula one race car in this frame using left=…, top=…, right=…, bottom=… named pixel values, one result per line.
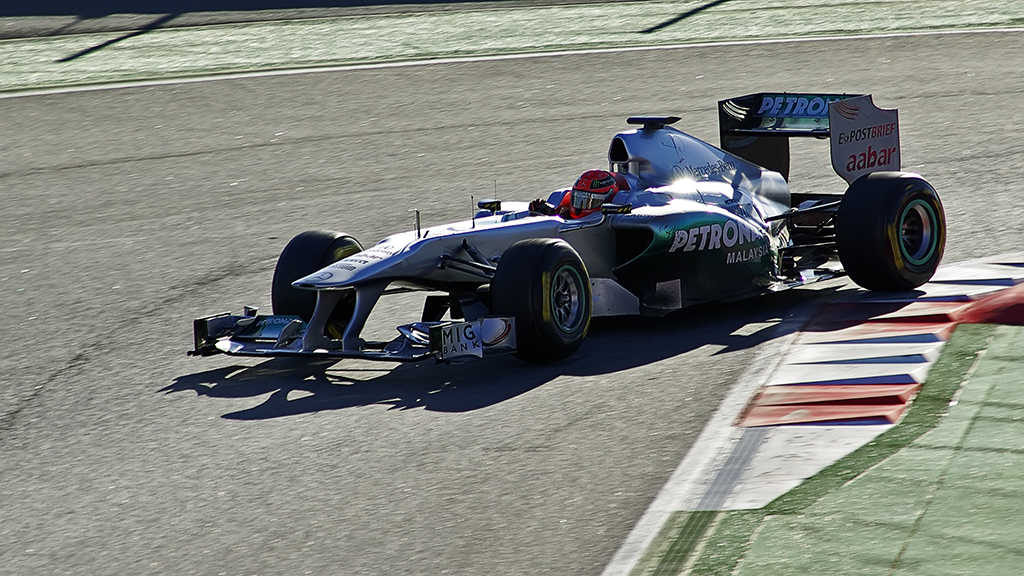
left=190, top=93, right=945, bottom=363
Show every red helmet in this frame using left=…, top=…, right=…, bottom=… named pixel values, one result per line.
left=570, top=169, right=619, bottom=216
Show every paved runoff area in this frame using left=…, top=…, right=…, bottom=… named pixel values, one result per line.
left=613, top=253, right=1024, bottom=575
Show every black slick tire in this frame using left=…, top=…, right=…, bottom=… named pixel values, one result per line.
left=490, top=239, right=591, bottom=362
left=271, top=231, right=363, bottom=334
left=836, top=172, right=946, bottom=290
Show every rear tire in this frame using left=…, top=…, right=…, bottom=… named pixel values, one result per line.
left=271, top=231, right=363, bottom=335
left=836, top=172, right=945, bottom=290
left=491, top=239, right=591, bottom=362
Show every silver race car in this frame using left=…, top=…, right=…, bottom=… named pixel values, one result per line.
left=190, top=93, right=945, bottom=363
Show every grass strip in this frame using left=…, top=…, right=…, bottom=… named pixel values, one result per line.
left=3, top=0, right=1023, bottom=93
left=642, top=322, right=997, bottom=576
left=631, top=510, right=719, bottom=576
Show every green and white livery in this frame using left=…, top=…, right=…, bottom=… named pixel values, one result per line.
left=190, top=93, right=946, bottom=363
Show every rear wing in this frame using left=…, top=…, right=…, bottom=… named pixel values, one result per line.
left=718, top=93, right=899, bottom=184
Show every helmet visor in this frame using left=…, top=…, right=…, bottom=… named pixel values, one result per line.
left=571, top=189, right=609, bottom=211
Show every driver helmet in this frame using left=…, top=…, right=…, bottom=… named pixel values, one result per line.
left=570, top=169, right=619, bottom=216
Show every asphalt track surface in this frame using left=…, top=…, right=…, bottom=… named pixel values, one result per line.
left=2, top=30, right=1023, bottom=576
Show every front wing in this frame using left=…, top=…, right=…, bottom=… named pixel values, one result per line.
left=188, top=309, right=517, bottom=362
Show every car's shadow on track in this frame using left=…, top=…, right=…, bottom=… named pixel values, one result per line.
left=164, top=284, right=855, bottom=419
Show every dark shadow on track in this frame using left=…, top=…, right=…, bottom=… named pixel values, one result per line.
left=6, top=0, right=589, bottom=18
left=55, top=12, right=180, bottom=61
left=640, top=0, right=733, bottom=34
left=3, top=0, right=650, bottom=41
left=164, top=284, right=855, bottom=420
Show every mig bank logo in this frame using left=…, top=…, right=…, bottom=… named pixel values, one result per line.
left=430, top=317, right=516, bottom=361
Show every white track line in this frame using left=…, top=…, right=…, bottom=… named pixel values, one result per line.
left=2, top=27, right=1022, bottom=100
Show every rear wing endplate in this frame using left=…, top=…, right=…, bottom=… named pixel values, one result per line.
left=718, top=93, right=899, bottom=183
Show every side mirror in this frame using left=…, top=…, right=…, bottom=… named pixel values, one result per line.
left=477, top=199, right=501, bottom=213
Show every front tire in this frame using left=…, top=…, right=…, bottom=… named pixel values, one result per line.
left=491, top=239, right=591, bottom=362
left=836, top=172, right=945, bottom=290
left=271, top=230, right=363, bottom=335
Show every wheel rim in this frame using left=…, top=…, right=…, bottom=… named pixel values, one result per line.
left=550, top=265, right=584, bottom=333
left=899, top=199, right=938, bottom=266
